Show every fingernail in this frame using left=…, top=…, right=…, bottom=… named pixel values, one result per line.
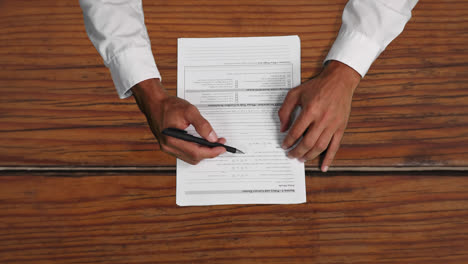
left=281, top=143, right=287, bottom=150
left=207, top=131, right=217, bottom=142
left=298, top=158, right=306, bottom=163
left=287, top=153, right=294, bottom=159
left=322, top=166, right=329, bottom=172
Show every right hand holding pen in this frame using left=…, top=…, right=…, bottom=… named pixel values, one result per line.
left=132, top=78, right=226, bottom=165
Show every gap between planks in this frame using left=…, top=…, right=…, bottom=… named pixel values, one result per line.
left=0, top=166, right=466, bottom=173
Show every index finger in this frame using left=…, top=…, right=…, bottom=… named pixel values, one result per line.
left=166, top=136, right=228, bottom=160
left=282, top=111, right=313, bottom=150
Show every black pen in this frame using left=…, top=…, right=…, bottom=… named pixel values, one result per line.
left=162, top=127, right=245, bottom=154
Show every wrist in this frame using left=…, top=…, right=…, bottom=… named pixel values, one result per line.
left=132, top=78, right=168, bottom=105
left=322, top=60, right=361, bottom=91
left=132, top=78, right=168, bottom=117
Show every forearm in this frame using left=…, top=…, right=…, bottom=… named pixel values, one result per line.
left=79, top=0, right=161, bottom=99
left=325, top=0, right=418, bottom=77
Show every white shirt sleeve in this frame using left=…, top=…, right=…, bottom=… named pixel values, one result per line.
left=324, top=0, right=418, bottom=77
left=79, top=0, right=161, bottom=99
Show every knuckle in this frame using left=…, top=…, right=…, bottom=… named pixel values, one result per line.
left=303, top=153, right=313, bottom=160
left=315, top=140, right=329, bottom=152
left=303, top=106, right=316, bottom=118
left=188, top=159, right=199, bottom=165
left=187, top=104, right=198, bottom=112
left=198, top=120, right=211, bottom=131
left=277, top=107, right=285, bottom=117
left=287, top=150, right=297, bottom=158
left=302, top=138, right=314, bottom=149
left=189, top=150, right=202, bottom=161
left=278, top=113, right=286, bottom=124
left=289, top=87, right=299, bottom=95
left=162, top=102, right=172, bottom=112
left=325, top=112, right=339, bottom=124
left=289, top=131, right=301, bottom=141
left=185, top=104, right=198, bottom=115
left=285, top=89, right=297, bottom=100
left=283, top=137, right=293, bottom=146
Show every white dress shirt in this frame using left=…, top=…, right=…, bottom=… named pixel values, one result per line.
left=79, top=0, right=418, bottom=99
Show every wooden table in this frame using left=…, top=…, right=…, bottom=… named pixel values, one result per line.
left=1, top=0, right=467, bottom=263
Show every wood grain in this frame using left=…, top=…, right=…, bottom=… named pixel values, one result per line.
left=0, top=171, right=467, bottom=263
left=0, top=0, right=467, bottom=167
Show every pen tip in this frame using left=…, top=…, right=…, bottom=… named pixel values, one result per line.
left=237, top=149, right=245, bottom=154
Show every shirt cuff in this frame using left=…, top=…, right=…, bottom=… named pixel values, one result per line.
left=324, top=28, right=382, bottom=78
left=107, top=46, right=162, bottom=99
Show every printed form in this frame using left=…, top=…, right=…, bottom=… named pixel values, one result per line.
left=177, top=36, right=306, bottom=206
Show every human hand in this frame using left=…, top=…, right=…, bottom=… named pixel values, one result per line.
left=132, top=78, right=226, bottom=165
left=278, top=60, right=361, bottom=172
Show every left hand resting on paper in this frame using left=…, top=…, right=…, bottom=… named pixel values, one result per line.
left=278, top=60, right=361, bottom=172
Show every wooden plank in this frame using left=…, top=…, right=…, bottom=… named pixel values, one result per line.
left=0, top=0, right=467, bottom=167
left=0, top=171, right=468, bottom=263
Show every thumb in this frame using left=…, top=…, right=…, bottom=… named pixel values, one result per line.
left=278, top=88, right=300, bottom=132
left=185, top=105, right=218, bottom=142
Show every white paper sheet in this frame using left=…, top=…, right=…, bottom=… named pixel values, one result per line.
left=177, top=36, right=306, bottom=206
